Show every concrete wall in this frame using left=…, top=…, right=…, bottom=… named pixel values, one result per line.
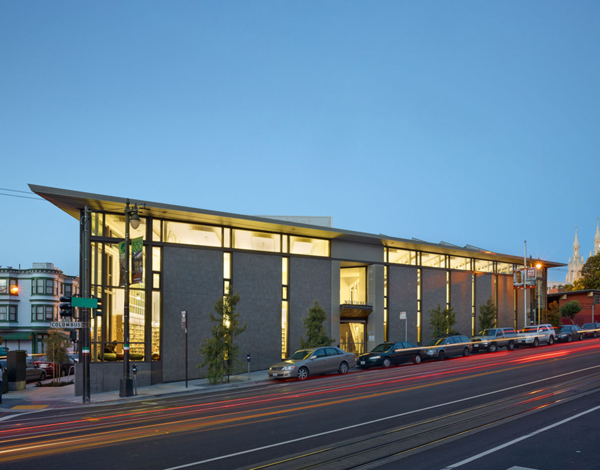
left=388, top=265, right=418, bottom=344
left=367, top=265, right=385, bottom=351
left=422, top=269, right=447, bottom=344
left=331, top=240, right=384, bottom=264
left=451, top=271, right=472, bottom=336
left=289, top=257, right=332, bottom=354
left=75, top=362, right=153, bottom=396
left=330, top=260, right=341, bottom=347
left=232, top=252, right=281, bottom=371
left=162, top=246, right=223, bottom=383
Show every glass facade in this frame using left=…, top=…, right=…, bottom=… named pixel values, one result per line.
left=340, top=267, right=367, bottom=305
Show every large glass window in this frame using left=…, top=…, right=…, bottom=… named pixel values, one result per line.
left=475, top=259, right=494, bottom=272
left=289, top=236, right=329, bottom=257
left=340, top=267, right=367, bottom=304
left=163, top=221, right=221, bottom=247
left=421, top=253, right=446, bottom=268
left=32, top=305, right=54, bottom=321
left=449, top=256, right=471, bottom=270
left=104, top=213, right=146, bottom=240
left=497, top=263, right=514, bottom=274
left=151, top=292, right=160, bottom=361
left=0, top=279, right=6, bottom=294
left=389, top=248, right=417, bottom=265
left=233, top=229, right=281, bottom=252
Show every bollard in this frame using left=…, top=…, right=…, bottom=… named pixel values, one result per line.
left=247, top=353, right=251, bottom=380
left=132, top=362, right=138, bottom=395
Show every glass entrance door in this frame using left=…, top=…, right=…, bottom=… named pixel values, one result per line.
left=339, top=322, right=365, bottom=356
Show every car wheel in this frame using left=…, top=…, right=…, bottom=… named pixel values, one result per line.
left=548, top=336, right=554, bottom=346
left=413, top=355, right=422, bottom=364
left=60, top=369, right=67, bottom=377
left=579, top=334, right=583, bottom=341
left=438, top=350, right=446, bottom=360
left=507, top=342, right=515, bottom=351
left=297, top=367, right=309, bottom=380
left=382, top=357, right=391, bottom=368
left=567, top=336, right=572, bottom=343
left=40, top=371, right=46, bottom=381
left=463, top=347, right=470, bottom=357
left=533, top=338, right=539, bottom=347
left=593, top=332, right=598, bottom=338
left=338, top=361, right=349, bottom=374
left=488, top=344, right=497, bottom=353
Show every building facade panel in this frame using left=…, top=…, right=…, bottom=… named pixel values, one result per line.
left=162, top=246, right=223, bottom=383
left=331, top=240, right=384, bottom=264
left=388, top=265, right=418, bottom=345
left=289, top=257, right=332, bottom=354
left=497, top=275, right=515, bottom=328
left=232, top=252, right=282, bottom=371
left=475, top=273, right=493, bottom=332
left=451, top=271, right=472, bottom=336
left=422, top=269, right=447, bottom=344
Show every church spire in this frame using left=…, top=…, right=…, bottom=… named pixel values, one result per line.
left=573, top=226, right=580, bottom=260
left=595, top=218, right=600, bottom=256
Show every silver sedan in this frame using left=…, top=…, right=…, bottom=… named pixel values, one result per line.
left=269, top=346, right=356, bottom=380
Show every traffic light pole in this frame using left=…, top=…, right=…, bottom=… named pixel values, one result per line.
left=81, top=206, right=91, bottom=403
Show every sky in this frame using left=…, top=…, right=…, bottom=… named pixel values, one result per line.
left=1, top=1, right=599, bottom=282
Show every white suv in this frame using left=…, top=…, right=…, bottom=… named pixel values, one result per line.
left=516, top=324, right=556, bottom=347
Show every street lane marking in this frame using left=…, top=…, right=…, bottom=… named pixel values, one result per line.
left=11, top=405, right=49, bottom=410
left=440, top=405, right=600, bottom=469
left=162, top=365, right=600, bottom=470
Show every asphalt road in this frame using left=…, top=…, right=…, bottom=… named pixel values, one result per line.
left=1, top=340, right=599, bottom=470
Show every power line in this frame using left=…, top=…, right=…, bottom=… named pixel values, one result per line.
left=0, top=191, right=43, bottom=201
left=0, top=187, right=33, bottom=194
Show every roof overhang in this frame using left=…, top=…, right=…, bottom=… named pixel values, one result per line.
left=29, top=184, right=566, bottom=268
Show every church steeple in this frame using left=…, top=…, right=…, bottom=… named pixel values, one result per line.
left=573, top=226, right=580, bottom=261
left=595, top=218, right=600, bottom=256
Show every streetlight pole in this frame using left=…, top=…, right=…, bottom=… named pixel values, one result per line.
left=120, top=200, right=137, bottom=397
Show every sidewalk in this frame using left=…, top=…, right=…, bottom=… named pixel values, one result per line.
left=0, top=370, right=271, bottom=413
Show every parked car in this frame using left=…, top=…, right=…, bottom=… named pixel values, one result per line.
left=34, top=355, right=76, bottom=377
left=26, top=361, right=47, bottom=382
left=268, top=346, right=356, bottom=380
left=423, top=335, right=472, bottom=360
left=555, top=325, right=583, bottom=342
left=357, top=341, right=424, bottom=368
left=471, top=327, right=517, bottom=353
left=516, top=324, right=555, bottom=347
left=580, top=323, right=600, bottom=338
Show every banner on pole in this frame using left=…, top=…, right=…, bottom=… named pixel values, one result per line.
left=131, top=237, right=144, bottom=284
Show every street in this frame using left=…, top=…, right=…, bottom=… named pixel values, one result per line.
left=1, top=340, right=599, bottom=470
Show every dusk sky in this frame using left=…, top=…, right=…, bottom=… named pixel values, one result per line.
left=2, top=1, right=599, bottom=282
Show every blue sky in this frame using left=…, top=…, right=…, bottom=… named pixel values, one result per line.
left=1, top=1, right=599, bottom=281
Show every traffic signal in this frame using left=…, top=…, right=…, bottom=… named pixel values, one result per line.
left=70, top=329, right=78, bottom=342
left=59, top=296, right=73, bottom=317
left=94, top=296, right=103, bottom=318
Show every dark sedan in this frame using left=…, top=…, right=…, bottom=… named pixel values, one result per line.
left=580, top=323, right=600, bottom=338
left=357, top=341, right=424, bottom=368
left=555, top=325, right=583, bottom=342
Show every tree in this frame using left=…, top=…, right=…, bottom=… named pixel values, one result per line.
left=577, top=254, right=600, bottom=290
left=300, top=300, right=335, bottom=348
left=547, top=301, right=562, bottom=327
left=477, top=297, right=497, bottom=331
left=428, top=304, right=458, bottom=337
left=560, top=300, right=582, bottom=324
left=43, top=331, right=69, bottom=384
left=198, top=293, right=247, bottom=385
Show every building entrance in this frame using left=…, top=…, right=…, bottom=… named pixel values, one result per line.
left=339, top=321, right=366, bottom=356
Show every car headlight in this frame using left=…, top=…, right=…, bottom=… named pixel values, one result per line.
left=427, top=350, right=435, bottom=356
left=370, top=355, right=381, bottom=360
left=281, top=365, right=296, bottom=371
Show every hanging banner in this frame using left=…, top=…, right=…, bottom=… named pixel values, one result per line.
left=131, top=236, right=144, bottom=284
left=119, top=240, right=127, bottom=286
left=513, top=269, right=524, bottom=288
left=514, top=268, right=537, bottom=289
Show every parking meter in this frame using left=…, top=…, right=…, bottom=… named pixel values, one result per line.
left=132, top=363, right=138, bottom=375
left=246, top=353, right=251, bottom=379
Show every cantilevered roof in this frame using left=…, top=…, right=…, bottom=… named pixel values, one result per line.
left=29, top=184, right=565, bottom=268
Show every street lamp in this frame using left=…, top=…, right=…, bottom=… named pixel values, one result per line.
left=120, top=200, right=142, bottom=397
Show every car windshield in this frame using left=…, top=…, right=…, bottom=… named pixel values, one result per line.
left=558, top=326, right=572, bottom=332
left=370, top=343, right=393, bottom=353
left=289, top=350, right=314, bottom=360
left=478, top=329, right=496, bottom=336
left=582, top=324, right=594, bottom=328
left=427, top=338, right=446, bottom=346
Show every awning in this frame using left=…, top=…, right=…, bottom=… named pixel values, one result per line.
left=0, top=333, right=33, bottom=341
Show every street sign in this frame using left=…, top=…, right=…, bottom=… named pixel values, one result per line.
left=50, top=321, right=83, bottom=329
left=399, top=312, right=407, bottom=320
left=181, top=310, right=187, bottom=329
left=71, top=297, right=98, bottom=308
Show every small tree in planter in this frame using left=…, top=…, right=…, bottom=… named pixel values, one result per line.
left=300, top=300, right=335, bottom=348
left=428, top=304, right=458, bottom=338
left=547, top=301, right=562, bottom=327
left=198, top=293, right=247, bottom=385
left=477, top=297, right=497, bottom=331
left=43, top=331, right=69, bottom=384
